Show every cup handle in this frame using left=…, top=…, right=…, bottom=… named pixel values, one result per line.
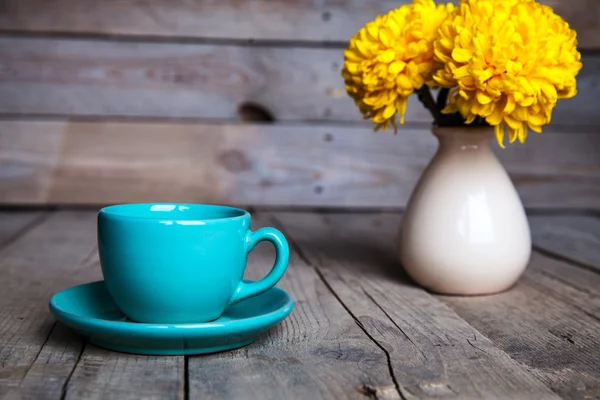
left=229, top=227, right=290, bottom=304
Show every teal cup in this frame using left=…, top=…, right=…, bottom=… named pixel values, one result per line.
left=97, top=203, right=290, bottom=324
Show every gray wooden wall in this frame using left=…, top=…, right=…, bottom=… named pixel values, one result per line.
left=0, top=0, right=598, bottom=210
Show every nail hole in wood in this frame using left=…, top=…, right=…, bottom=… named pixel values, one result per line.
left=314, top=185, right=324, bottom=194
left=322, top=11, right=331, bottom=21
left=238, top=102, right=275, bottom=122
left=324, top=133, right=334, bottom=142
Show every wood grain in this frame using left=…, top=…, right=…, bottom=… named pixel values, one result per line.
left=527, top=252, right=600, bottom=323
left=2, top=323, right=86, bottom=400
left=0, top=37, right=596, bottom=126
left=0, top=211, right=184, bottom=400
left=0, top=0, right=597, bottom=50
left=527, top=216, right=600, bottom=318
left=63, top=346, right=184, bottom=400
left=1, top=120, right=599, bottom=209
left=0, top=0, right=399, bottom=43
left=272, top=211, right=557, bottom=399
left=0, top=211, right=97, bottom=397
left=388, top=211, right=600, bottom=399
left=441, top=260, right=600, bottom=399
left=0, top=36, right=431, bottom=123
left=1, top=210, right=599, bottom=398
left=530, top=215, right=600, bottom=272
left=188, top=212, right=399, bottom=400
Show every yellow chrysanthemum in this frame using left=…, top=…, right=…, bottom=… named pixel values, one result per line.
left=433, top=0, right=583, bottom=147
left=342, top=0, right=454, bottom=131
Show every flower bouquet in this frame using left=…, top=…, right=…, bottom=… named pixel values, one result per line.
left=341, top=0, right=582, bottom=295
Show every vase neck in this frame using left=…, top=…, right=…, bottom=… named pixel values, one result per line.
left=433, top=126, right=494, bottom=152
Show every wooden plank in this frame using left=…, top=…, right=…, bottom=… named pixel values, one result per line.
left=527, top=216, right=600, bottom=321
left=351, top=212, right=600, bottom=398
left=1, top=120, right=599, bottom=209
left=440, top=261, right=600, bottom=399
left=63, top=346, right=184, bottom=400
left=272, top=211, right=557, bottom=399
left=544, top=0, right=600, bottom=51
left=188, top=213, right=399, bottom=400
left=0, top=211, right=43, bottom=248
left=0, top=211, right=97, bottom=397
left=0, top=36, right=431, bottom=123
left=0, top=37, right=596, bottom=126
left=530, top=215, right=600, bottom=272
left=0, top=0, right=597, bottom=50
left=527, top=252, right=600, bottom=322
left=2, top=323, right=86, bottom=400
left=0, top=211, right=184, bottom=399
left=0, top=0, right=399, bottom=43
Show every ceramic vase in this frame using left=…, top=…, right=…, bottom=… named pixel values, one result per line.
left=399, top=126, right=531, bottom=295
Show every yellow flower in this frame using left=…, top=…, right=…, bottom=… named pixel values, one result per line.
left=433, top=0, right=583, bottom=147
left=341, top=0, right=454, bottom=131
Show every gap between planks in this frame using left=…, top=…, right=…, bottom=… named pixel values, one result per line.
left=281, top=211, right=600, bottom=399
left=0, top=211, right=184, bottom=400
left=533, top=245, right=600, bottom=278
left=0, top=211, right=51, bottom=252
left=59, top=343, right=86, bottom=400
left=0, top=29, right=352, bottom=49
left=268, top=211, right=559, bottom=399
left=3, top=210, right=597, bottom=399
left=529, top=215, right=600, bottom=275
left=2, top=120, right=600, bottom=209
left=1, top=209, right=395, bottom=400
left=276, top=216, right=404, bottom=400
left=188, top=212, right=403, bottom=399
left=0, top=0, right=597, bottom=51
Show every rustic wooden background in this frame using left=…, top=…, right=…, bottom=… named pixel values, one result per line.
left=0, top=0, right=598, bottom=210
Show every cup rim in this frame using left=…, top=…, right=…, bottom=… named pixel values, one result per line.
left=98, top=203, right=250, bottom=223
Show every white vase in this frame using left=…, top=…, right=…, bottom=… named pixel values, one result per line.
left=399, top=126, right=531, bottom=295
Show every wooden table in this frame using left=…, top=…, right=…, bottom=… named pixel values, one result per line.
left=1, top=209, right=599, bottom=399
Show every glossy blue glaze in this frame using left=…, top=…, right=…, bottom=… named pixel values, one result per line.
left=98, top=203, right=290, bottom=324
left=49, top=280, right=294, bottom=355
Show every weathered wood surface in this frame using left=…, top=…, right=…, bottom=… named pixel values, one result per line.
left=0, top=212, right=95, bottom=397
left=0, top=0, right=398, bottom=43
left=0, top=37, right=419, bottom=123
left=0, top=0, right=597, bottom=50
left=0, top=38, right=596, bottom=126
left=439, top=215, right=600, bottom=399
left=526, top=252, right=600, bottom=326
left=0, top=212, right=90, bottom=398
left=0, top=211, right=42, bottom=247
left=272, top=211, right=558, bottom=399
left=189, top=213, right=398, bottom=400
left=1, top=120, right=599, bottom=209
left=302, top=214, right=600, bottom=399
left=527, top=216, right=600, bottom=321
left=0, top=211, right=184, bottom=400
left=1, top=210, right=599, bottom=398
left=64, top=347, right=184, bottom=400
left=441, top=255, right=600, bottom=400
left=530, top=215, right=600, bottom=272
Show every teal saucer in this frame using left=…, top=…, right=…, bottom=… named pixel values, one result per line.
left=49, top=280, right=294, bottom=355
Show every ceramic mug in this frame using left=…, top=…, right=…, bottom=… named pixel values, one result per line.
left=97, top=203, right=290, bottom=324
